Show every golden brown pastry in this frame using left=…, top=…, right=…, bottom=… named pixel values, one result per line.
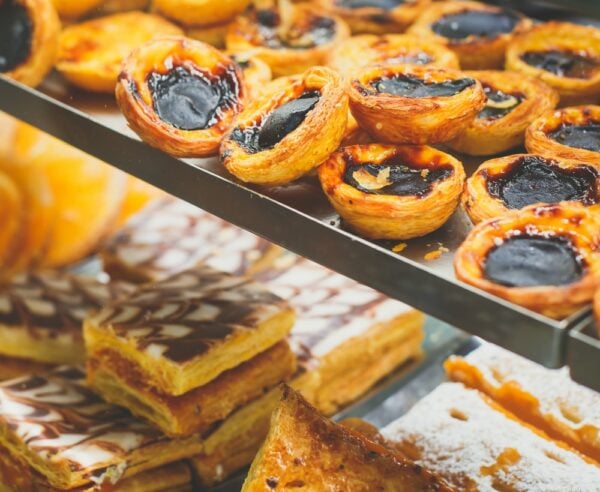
left=526, top=105, right=600, bottom=168
left=56, top=11, right=182, bottom=93
left=116, top=36, right=246, bottom=158
left=231, top=52, right=272, bottom=99
left=506, top=22, right=600, bottom=106
left=51, top=0, right=103, bottom=19
left=318, top=144, right=465, bottom=239
left=348, top=63, right=485, bottom=144
left=226, top=3, right=350, bottom=77
left=152, top=0, right=251, bottom=27
left=186, top=21, right=231, bottom=49
left=316, top=0, right=430, bottom=35
left=463, top=154, right=600, bottom=225
left=454, top=202, right=600, bottom=319
left=409, top=1, right=532, bottom=70
left=221, top=66, right=347, bottom=185
left=448, top=70, right=559, bottom=155
left=327, top=34, right=459, bottom=75
left=98, top=0, right=150, bottom=14
left=0, top=0, right=60, bottom=87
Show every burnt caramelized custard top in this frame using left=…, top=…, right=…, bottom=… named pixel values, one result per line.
left=485, top=156, right=599, bottom=209
left=0, top=0, right=33, bottom=72
left=343, top=153, right=453, bottom=197
left=548, top=122, right=600, bottom=152
left=478, top=83, right=523, bottom=120
left=484, top=235, right=584, bottom=287
left=432, top=8, right=520, bottom=41
left=520, top=50, right=600, bottom=79
left=231, top=90, right=320, bottom=153
left=255, top=9, right=335, bottom=49
left=368, top=74, right=475, bottom=98
left=147, top=65, right=240, bottom=131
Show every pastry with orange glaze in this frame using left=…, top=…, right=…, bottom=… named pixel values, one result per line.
left=381, top=382, right=600, bottom=490
left=445, top=343, right=600, bottom=464
left=56, top=11, right=183, bottom=93
left=0, top=171, right=23, bottom=274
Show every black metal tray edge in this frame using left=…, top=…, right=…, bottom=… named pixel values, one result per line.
left=567, top=316, right=600, bottom=392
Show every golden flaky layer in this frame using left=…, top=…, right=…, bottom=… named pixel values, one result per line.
left=152, top=0, right=251, bottom=27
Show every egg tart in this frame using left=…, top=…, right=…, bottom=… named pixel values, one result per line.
left=51, top=0, right=103, bottom=19
left=98, top=0, right=150, bottom=14
left=506, top=22, right=600, bottom=106
left=408, top=1, right=531, bottom=70
left=231, top=53, right=272, bottom=99
left=348, top=64, right=485, bottom=144
left=57, top=12, right=182, bottom=93
left=0, top=0, right=60, bottom=87
left=526, top=106, right=600, bottom=168
left=226, top=3, right=350, bottom=77
left=186, top=21, right=231, bottom=49
left=152, top=0, right=251, bottom=27
left=448, top=70, right=559, bottom=156
left=454, top=202, right=600, bottom=319
left=463, top=154, right=600, bottom=224
left=116, top=36, right=246, bottom=158
left=316, top=0, right=430, bottom=35
left=318, top=144, right=465, bottom=239
left=327, top=34, right=459, bottom=75
left=221, top=66, right=347, bottom=185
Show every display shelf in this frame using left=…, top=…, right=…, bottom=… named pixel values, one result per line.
left=568, top=317, right=600, bottom=392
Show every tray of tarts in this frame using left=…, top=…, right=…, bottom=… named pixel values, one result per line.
left=3, top=0, right=600, bottom=388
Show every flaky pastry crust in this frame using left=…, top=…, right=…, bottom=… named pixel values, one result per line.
left=221, top=66, right=347, bottom=185
left=186, top=21, right=232, bottom=49
left=230, top=53, right=272, bottom=99
left=51, top=0, right=103, bottom=19
left=327, top=34, right=459, bottom=75
left=526, top=106, right=600, bottom=168
left=318, top=144, right=466, bottom=239
left=116, top=36, right=246, bottom=158
left=506, top=22, right=600, bottom=106
left=56, top=11, right=182, bottom=93
left=348, top=64, right=485, bottom=144
left=152, top=0, right=251, bottom=26
left=408, top=1, right=531, bottom=70
left=454, top=202, right=600, bottom=319
left=448, top=70, right=559, bottom=155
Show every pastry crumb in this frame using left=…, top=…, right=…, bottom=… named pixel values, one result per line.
left=421, top=169, right=430, bottom=178
left=392, top=242, right=407, bottom=253
left=424, top=244, right=449, bottom=261
left=375, top=122, right=383, bottom=130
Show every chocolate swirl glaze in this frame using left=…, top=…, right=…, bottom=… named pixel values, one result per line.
left=90, top=265, right=289, bottom=364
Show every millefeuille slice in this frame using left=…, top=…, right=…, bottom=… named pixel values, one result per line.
left=84, top=265, right=295, bottom=396
left=445, top=343, right=600, bottom=464
left=0, top=367, right=204, bottom=491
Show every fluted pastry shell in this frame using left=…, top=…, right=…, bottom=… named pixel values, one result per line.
left=526, top=105, right=600, bottom=168
left=506, top=22, right=600, bottom=106
left=318, top=144, right=466, bottom=240
left=454, top=202, right=600, bottom=319
left=116, top=36, right=246, bottom=158
left=348, top=63, right=485, bottom=144
left=152, top=0, right=251, bottom=27
left=409, top=0, right=532, bottom=70
left=221, top=66, right=348, bottom=185
left=448, top=70, right=559, bottom=155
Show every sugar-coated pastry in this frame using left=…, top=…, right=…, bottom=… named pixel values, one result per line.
left=409, top=1, right=532, bottom=69
left=316, top=0, right=430, bottom=35
left=506, top=22, right=600, bottom=106
left=318, top=144, right=466, bottom=240
left=102, top=198, right=281, bottom=283
left=0, top=0, right=60, bottom=87
left=116, top=36, right=246, bottom=158
left=0, top=271, right=133, bottom=365
left=526, top=105, right=600, bottom=168
left=381, top=382, right=600, bottom=491
left=0, top=367, right=203, bottom=490
left=348, top=64, right=485, bottom=144
left=85, top=265, right=295, bottom=396
left=454, top=203, right=600, bottom=319
left=56, top=12, right=183, bottom=93
left=462, top=154, right=600, bottom=224
left=448, top=70, right=559, bottom=155
left=221, top=66, right=348, bottom=185
left=51, top=0, right=103, bottom=19
left=242, top=386, right=454, bottom=492
left=327, top=34, right=460, bottom=75
left=446, top=343, right=600, bottom=464
left=152, top=0, right=251, bottom=27
left=226, top=3, right=350, bottom=77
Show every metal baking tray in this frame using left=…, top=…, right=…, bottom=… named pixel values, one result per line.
left=567, top=316, right=600, bottom=392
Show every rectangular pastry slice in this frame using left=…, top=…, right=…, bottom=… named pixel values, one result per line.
left=101, top=198, right=281, bottom=283
left=0, top=271, right=133, bottom=365
left=445, top=343, right=600, bottom=464
left=0, top=355, right=53, bottom=382
left=87, top=340, right=297, bottom=437
left=191, top=257, right=424, bottom=485
left=84, top=265, right=295, bottom=396
left=0, top=367, right=204, bottom=491
left=381, top=382, right=600, bottom=491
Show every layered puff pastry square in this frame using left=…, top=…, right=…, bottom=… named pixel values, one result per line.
left=0, top=271, right=133, bottom=365
left=381, top=382, right=600, bottom=491
left=101, top=198, right=281, bottom=283
left=84, top=265, right=296, bottom=396
left=0, top=367, right=204, bottom=491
